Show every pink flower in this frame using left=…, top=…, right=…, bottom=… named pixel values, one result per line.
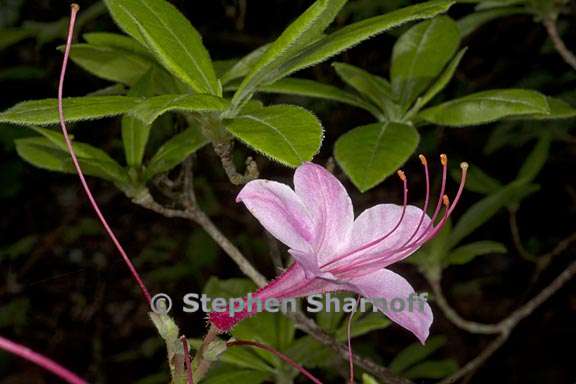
left=210, top=155, right=468, bottom=343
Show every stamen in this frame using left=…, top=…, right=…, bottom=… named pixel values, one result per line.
left=446, top=162, right=468, bottom=217
left=397, top=170, right=406, bottom=182
left=335, top=158, right=468, bottom=277
left=398, top=154, right=431, bottom=248
left=404, top=153, right=448, bottom=246
left=440, top=153, right=447, bottom=166
left=320, top=170, right=409, bottom=270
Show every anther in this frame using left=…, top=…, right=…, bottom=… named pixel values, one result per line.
left=442, top=195, right=450, bottom=207
left=460, top=162, right=469, bottom=170
left=440, top=154, right=447, bottom=166
left=397, top=170, right=406, bottom=182
left=419, top=154, right=427, bottom=165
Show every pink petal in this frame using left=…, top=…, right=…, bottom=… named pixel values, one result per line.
left=237, top=179, right=314, bottom=254
left=209, top=263, right=340, bottom=332
left=349, top=268, right=433, bottom=344
left=294, top=163, right=354, bottom=264
left=345, top=204, right=431, bottom=267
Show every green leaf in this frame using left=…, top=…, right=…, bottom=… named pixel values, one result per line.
left=203, top=277, right=256, bottom=298
left=335, top=312, right=391, bottom=340
left=220, top=44, right=269, bottom=85
left=418, top=89, right=550, bottom=126
left=217, top=346, right=275, bottom=373
left=452, top=162, right=502, bottom=195
left=0, top=96, right=143, bottom=125
left=457, top=7, right=526, bottom=38
left=244, top=78, right=379, bottom=115
left=121, top=69, right=160, bottom=167
left=67, top=44, right=153, bottom=86
left=231, top=0, right=347, bottom=107
left=274, top=0, right=455, bottom=83
left=413, top=47, right=467, bottom=111
left=16, top=137, right=127, bottom=184
left=332, top=62, right=397, bottom=118
left=389, top=335, right=447, bottom=373
left=445, top=240, right=506, bottom=265
left=315, top=293, right=351, bottom=332
left=145, top=125, right=208, bottom=179
left=285, top=336, right=332, bottom=369
left=449, top=182, right=536, bottom=247
left=515, top=134, right=551, bottom=183
left=232, top=312, right=296, bottom=367
left=129, top=94, right=230, bottom=126
left=391, top=16, right=461, bottom=107
left=335, top=122, right=419, bottom=192
left=518, top=97, right=576, bottom=120
left=201, top=365, right=270, bottom=384
left=362, top=374, right=381, bottom=384
left=83, top=32, right=149, bottom=54
left=0, top=28, right=35, bottom=50
left=105, top=0, right=219, bottom=95
left=404, top=359, right=458, bottom=379
left=225, top=105, right=323, bottom=167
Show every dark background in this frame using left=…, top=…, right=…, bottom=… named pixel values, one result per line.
left=0, top=0, right=575, bottom=382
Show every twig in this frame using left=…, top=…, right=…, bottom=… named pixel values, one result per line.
left=212, top=141, right=259, bottom=185
left=429, top=257, right=576, bottom=382
left=135, top=195, right=268, bottom=287
left=437, top=332, right=509, bottom=384
left=428, top=278, right=501, bottom=334
left=543, top=17, right=576, bottom=71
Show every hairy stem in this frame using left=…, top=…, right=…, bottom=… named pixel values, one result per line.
left=212, top=140, right=259, bottom=185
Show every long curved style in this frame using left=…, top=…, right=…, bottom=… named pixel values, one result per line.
left=0, top=336, right=87, bottom=384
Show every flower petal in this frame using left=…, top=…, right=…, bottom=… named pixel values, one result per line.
left=349, top=268, right=432, bottom=344
left=209, top=263, right=340, bottom=332
left=294, top=163, right=354, bottom=264
left=344, top=204, right=431, bottom=267
left=237, top=179, right=314, bottom=254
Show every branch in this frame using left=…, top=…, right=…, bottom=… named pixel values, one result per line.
left=428, top=278, right=500, bottom=334
left=428, top=257, right=576, bottom=382
left=436, top=332, right=509, bottom=384
left=543, top=17, right=576, bottom=71
left=212, top=141, right=259, bottom=185
left=133, top=192, right=267, bottom=287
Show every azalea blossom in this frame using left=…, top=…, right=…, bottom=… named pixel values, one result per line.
left=210, top=155, right=468, bottom=343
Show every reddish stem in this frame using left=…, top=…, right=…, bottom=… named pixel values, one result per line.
left=180, top=336, right=194, bottom=384
left=227, top=340, right=323, bottom=384
left=0, top=336, right=87, bottom=384
left=59, top=4, right=151, bottom=303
